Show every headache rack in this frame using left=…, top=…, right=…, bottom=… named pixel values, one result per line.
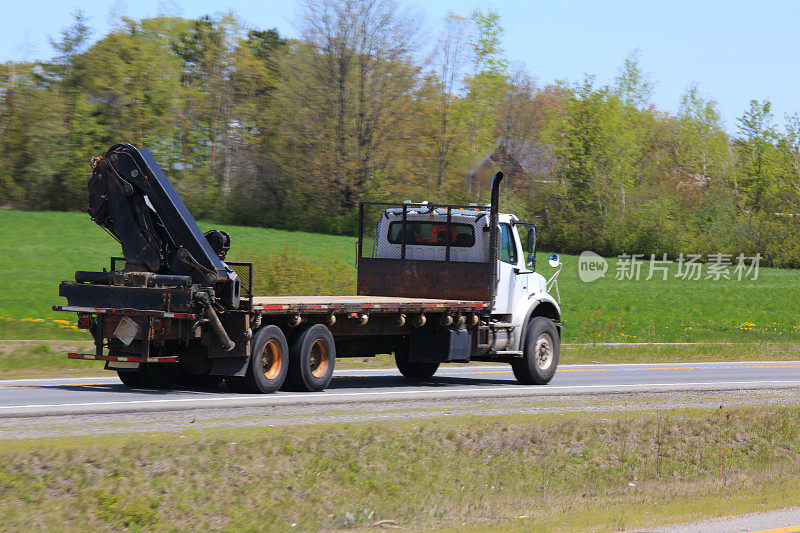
left=356, top=199, right=497, bottom=303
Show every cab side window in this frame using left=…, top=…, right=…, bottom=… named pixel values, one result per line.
left=499, top=224, right=517, bottom=264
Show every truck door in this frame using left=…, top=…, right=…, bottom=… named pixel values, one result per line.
left=493, top=223, right=521, bottom=314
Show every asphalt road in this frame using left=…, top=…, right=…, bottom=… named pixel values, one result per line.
left=2, top=360, right=800, bottom=417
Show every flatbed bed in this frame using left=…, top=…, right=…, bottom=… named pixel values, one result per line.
left=252, top=296, right=490, bottom=315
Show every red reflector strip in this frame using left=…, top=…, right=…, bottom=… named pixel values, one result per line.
left=67, top=353, right=178, bottom=363
left=55, top=307, right=197, bottom=320
left=68, top=353, right=142, bottom=362
left=162, top=313, right=196, bottom=319
left=261, top=305, right=289, bottom=310
left=54, top=305, right=99, bottom=313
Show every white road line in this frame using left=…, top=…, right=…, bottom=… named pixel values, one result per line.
left=3, top=361, right=800, bottom=386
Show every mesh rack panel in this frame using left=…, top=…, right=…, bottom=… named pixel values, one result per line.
left=358, top=202, right=493, bottom=265
left=111, top=256, right=126, bottom=272
left=226, top=261, right=253, bottom=300
left=356, top=202, right=495, bottom=301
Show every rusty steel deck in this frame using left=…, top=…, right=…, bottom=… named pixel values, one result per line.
left=252, top=295, right=490, bottom=315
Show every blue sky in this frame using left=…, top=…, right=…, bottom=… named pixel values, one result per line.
left=2, top=0, right=798, bottom=133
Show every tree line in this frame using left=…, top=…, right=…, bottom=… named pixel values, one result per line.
left=2, top=0, right=800, bottom=266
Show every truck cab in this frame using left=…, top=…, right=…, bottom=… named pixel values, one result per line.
left=372, top=205, right=560, bottom=345
left=357, top=173, right=562, bottom=384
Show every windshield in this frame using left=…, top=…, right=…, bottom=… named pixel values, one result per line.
left=387, top=221, right=476, bottom=247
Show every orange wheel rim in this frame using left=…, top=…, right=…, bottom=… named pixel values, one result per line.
left=309, top=339, right=330, bottom=378
left=262, top=339, right=283, bottom=380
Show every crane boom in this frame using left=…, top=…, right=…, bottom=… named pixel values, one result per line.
left=87, top=143, right=239, bottom=309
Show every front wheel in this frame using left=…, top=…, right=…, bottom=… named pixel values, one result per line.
left=512, top=317, right=559, bottom=385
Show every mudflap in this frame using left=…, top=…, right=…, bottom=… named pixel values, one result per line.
left=207, top=312, right=251, bottom=358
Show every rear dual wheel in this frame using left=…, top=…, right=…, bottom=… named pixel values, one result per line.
left=117, top=363, right=175, bottom=389
left=175, top=369, right=223, bottom=389
left=227, top=325, right=289, bottom=393
left=117, top=369, right=143, bottom=388
left=394, top=341, right=439, bottom=380
left=285, top=324, right=336, bottom=392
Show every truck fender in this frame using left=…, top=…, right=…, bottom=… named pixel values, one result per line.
left=517, top=297, right=562, bottom=352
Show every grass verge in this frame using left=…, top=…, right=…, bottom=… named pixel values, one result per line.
left=562, top=341, right=800, bottom=364
left=3, top=407, right=800, bottom=531
left=0, top=341, right=103, bottom=379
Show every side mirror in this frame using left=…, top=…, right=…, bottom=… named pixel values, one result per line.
left=548, top=254, right=561, bottom=268
left=526, top=226, right=536, bottom=269
left=526, top=226, right=536, bottom=253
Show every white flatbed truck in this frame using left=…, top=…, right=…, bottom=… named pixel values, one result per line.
left=55, top=144, right=562, bottom=393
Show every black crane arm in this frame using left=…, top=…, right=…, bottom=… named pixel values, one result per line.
left=87, top=143, right=240, bottom=309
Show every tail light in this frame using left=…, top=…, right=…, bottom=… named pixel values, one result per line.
left=152, top=317, right=162, bottom=331
left=78, top=313, right=93, bottom=329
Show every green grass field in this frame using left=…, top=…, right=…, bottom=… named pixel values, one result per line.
left=0, top=210, right=356, bottom=340
left=2, top=209, right=800, bottom=344
left=5, top=406, right=800, bottom=531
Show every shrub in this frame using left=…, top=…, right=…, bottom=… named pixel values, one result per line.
left=245, top=247, right=356, bottom=296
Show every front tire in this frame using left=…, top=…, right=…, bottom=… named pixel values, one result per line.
left=288, top=324, right=335, bottom=392
left=512, top=317, right=559, bottom=385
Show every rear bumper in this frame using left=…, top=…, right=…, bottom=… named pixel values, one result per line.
left=53, top=305, right=196, bottom=320
left=68, top=353, right=178, bottom=363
